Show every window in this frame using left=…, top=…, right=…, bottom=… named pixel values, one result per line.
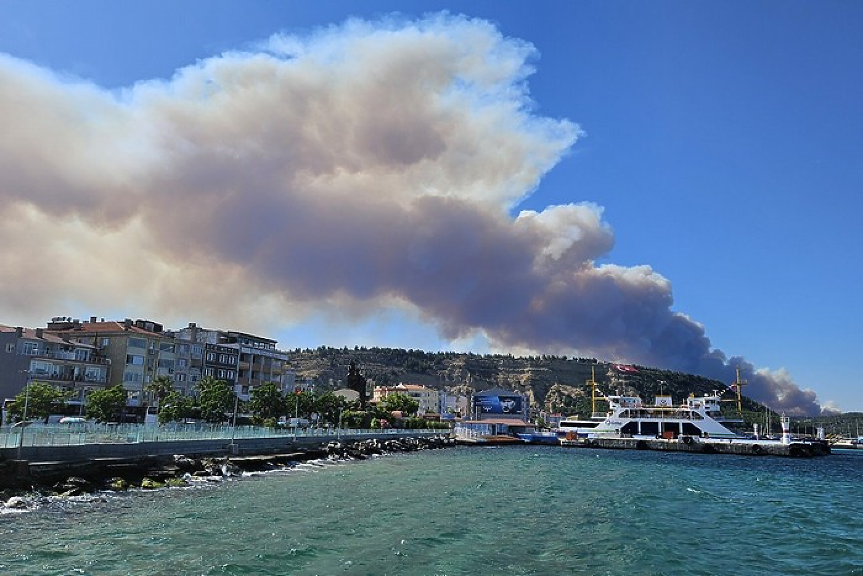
left=128, top=337, right=146, bottom=349
left=31, top=361, right=53, bottom=376
left=177, top=358, right=188, bottom=368
left=5, top=343, right=14, bottom=353
left=74, top=349, right=90, bottom=361
left=206, top=352, right=216, bottom=362
left=176, top=374, right=186, bottom=382
left=101, top=338, right=110, bottom=347
left=123, top=371, right=142, bottom=382
left=192, top=345, right=203, bottom=356
left=84, top=367, right=105, bottom=382
left=126, top=354, right=144, bottom=366
left=157, top=359, right=174, bottom=369
left=22, top=342, right=39, bottom=355
left=178, top=344, right=189, bottom=354
left=159, top=342, right=175, bottom=353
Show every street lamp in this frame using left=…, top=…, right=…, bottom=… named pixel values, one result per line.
left=17, top=370, right=32, bottom=460
left=229, top=391, right=240, bottom=452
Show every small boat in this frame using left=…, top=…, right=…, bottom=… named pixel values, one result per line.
left=515, top=431, right=560, bottom=445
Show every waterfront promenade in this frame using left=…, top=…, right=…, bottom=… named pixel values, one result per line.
left=0, top=422, right=447, bottom=462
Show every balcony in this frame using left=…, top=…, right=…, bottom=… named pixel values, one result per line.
left=34, top=351, right=110, bottom=364
left=30, top=372, right=108, bottom=384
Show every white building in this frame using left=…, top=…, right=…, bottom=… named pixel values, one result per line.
left=373, top=383, right=440, bottom=416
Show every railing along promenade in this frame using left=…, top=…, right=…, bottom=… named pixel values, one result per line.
left=0, top=422, right=445, bottom=451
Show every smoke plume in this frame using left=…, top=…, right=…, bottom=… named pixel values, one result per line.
left=0, top=15, right=825, bottom=414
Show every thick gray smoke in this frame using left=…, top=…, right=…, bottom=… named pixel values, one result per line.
left=0, top=15, right=825, bottom=414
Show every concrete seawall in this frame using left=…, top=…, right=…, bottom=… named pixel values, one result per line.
left=0, top=431, right=452, bottom=491
left=0, top=430, right=446, bottom=463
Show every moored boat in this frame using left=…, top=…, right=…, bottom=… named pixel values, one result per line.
left=559, top=388, right=829, bottom=457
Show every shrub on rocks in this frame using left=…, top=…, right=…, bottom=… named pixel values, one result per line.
left=140, top=478, right=164, bottom=490
left=107, top=478, right=129, bottom=491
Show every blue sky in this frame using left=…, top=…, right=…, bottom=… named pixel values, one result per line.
left=1, top=1, right=861, bottom=412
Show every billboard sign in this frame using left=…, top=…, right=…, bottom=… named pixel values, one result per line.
left=474, top=394, right=524, bottom=417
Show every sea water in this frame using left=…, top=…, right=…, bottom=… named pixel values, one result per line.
left=2, top=446, right=862, bottom=575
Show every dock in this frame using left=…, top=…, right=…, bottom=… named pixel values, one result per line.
left=561, top=435, right=830, bottom=457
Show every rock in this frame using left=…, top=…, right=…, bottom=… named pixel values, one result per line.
left=54, top=476, right=94, bottom=496
left=221, top=462, right=240, bottom=477
left=173, top=455, right=199, bottom=471
left=5, top=496, right=29, bottom=509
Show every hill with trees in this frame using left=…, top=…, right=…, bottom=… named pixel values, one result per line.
left=288, top=346, right=764, bottom=419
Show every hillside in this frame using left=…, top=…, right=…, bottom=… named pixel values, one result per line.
left=288, top=346, right=762, bottom=417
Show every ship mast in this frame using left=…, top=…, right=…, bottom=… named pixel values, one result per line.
left=587, top=365, right=599, bottom=416
left=732, top=366, right=747, bottom=414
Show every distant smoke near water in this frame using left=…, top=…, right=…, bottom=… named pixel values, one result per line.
left=0, top=15, right=825, bottom=415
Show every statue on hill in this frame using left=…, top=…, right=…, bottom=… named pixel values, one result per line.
left=347, top=361, right=369, bottom=410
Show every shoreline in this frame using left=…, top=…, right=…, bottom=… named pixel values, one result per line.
left=0, top=435, right=455, bottom=510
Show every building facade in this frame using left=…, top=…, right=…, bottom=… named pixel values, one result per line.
left=0, top=323, right=109, bottom=417
left=175, top=324, right=292, bottom=401
left=45, top=318, right=176, bottom=414
left=1, top=316, right=294, bottom=420
left=373, top=383, right=440, bottom=416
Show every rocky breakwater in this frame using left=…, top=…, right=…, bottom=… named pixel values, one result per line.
left=1, top=435, right=455, bottom=511
left=324, top=435, right=455, bottom=460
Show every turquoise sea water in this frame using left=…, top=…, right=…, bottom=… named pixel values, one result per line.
left=2, top=446, right=863, bottom=576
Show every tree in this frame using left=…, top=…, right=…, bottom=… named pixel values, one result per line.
left=286, top=390, right=316, bottom=422
left=146, top=376, right=174, bottom=411
left=382, top=392, right=419, bottom=416
left=196, top=376, right=236, bottom=423
left=314, top=392, right=351, bottom=426
left=248, top=381, right=286, bottom=423
left=158, top=391, right=196, bottom=424
left=8, top=381, right=69, bottom=422
left=86, top=384, right=127, bottom=423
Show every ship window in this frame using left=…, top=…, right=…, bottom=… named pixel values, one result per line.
left=641, top=422, right=659, bottom=436
left=682, top=423, right=701, bottom=436
left=621, top=422, right=639, bottom=435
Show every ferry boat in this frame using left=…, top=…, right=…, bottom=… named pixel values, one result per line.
left=559, top=391, right=740, bottom=445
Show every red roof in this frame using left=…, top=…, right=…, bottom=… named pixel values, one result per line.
left=49, top=321, right=164, bottom=337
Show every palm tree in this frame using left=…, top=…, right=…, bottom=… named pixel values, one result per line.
left=146, top=375, right=174, bottom=413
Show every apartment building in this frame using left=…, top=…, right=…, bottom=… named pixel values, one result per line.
left=0, top=323, right=109, bottom=412
left=0, top=316, right=294, bottom=421
left=174, top=324, right=292, bottom=401
left=45, top=317, right=177, bottom=414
